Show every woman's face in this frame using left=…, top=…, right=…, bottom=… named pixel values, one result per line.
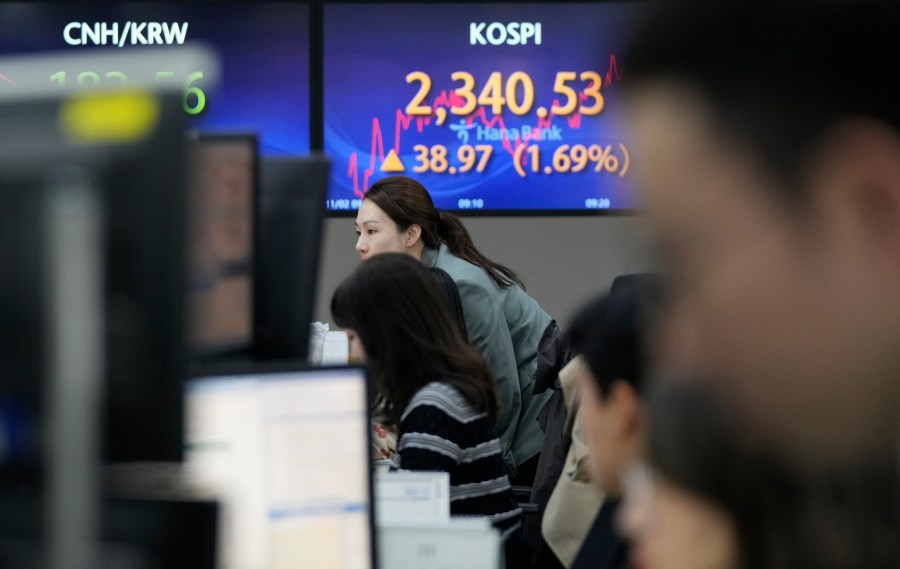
left=346, top=328, right=367, bottom=362
left=355, top=199, right=407, bottom=260
left=620, top=466, right=740, bottom=569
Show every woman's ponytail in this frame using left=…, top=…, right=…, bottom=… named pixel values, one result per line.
left=438, top=211, right=524, bottom=289
left=366, top=176, right=524, bottom=289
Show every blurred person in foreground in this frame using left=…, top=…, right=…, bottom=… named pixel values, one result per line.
left=621, top=378, right=900, bottom=569
left=623, top=0, right=900, bottom=467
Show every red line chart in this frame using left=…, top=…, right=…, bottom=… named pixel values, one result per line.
left=346, top=55, right=622, bottom=198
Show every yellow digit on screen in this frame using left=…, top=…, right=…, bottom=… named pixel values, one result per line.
left=506, top=72, right=534, bottom=115
left=457, top=145, right=476, bottom=173
left=405, top=71, right=433, bottom=116
left=579, top=71, right=605, bottom=115
left=451, top=71, right=477, bottom=115
left=475, top=145, right=493, bottom=172
left=527, top=145, right=540, bottom=173
left=553, top=144, right=572, bottom=173
left=552, top=72, right=578, bottom=115
left=413, top=144, right=430, bottom=173
left=431, top=145, right=449, bottom=173
left=570, top=144, right=589, bottom=172
left=477, top=72, right=506, bottom=115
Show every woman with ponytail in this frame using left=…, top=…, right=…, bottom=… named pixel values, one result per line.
left=353, top=175, right=552, bottom=483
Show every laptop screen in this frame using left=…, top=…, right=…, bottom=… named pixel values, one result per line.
left=185, top=365, right=373, bottom=569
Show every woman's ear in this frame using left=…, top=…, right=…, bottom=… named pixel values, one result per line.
left=405, top=224, right=423, bottom=247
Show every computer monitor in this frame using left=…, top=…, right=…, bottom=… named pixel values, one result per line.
left=0, top=90, right=188, bottom=465
left=186, top=132, right=259, bottom=358
left=253, top=156, right=330, bottom=361
left=0, top=488, right=218, bottom=569
left=184, top=364, right=375, bottom=569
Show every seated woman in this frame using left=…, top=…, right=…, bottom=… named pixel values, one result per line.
left=354, top=176, right=553, bottom=484
left=331, top=252, right=524, bottom=542
left=370, top=266, right=468, bottom=463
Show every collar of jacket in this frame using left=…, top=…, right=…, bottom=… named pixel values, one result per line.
left=420, top=245, right=443, bottom=268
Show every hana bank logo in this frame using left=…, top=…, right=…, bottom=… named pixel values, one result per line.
left=469, top=22, right=542, bottom=46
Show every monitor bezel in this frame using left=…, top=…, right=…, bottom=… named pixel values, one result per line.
left=252, top=154, right=330, bottom=362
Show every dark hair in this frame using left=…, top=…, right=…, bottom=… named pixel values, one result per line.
left=430, top=267, right=469, bottom=343
left=365, top=176, right=524, bottom=288
left=645, top=378, right=900, bottom=569
left=568, top=273, right=662, bottom=397
left=331, top=253, right=497, bottom=426
left=645, top=379, right=755, bottom=517
left=624, top=0, right=900, bottom=203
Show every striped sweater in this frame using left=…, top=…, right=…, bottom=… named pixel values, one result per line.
left=391, top=382, right=524, bottom=538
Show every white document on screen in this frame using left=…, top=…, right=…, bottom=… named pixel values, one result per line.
left=378, top=518, right=500, bottom=569
left=375, top=470, right=450, bottom=524
left=184, top=379, right=270, bottom=569
left=261, top=375, right=371, bottom=569
left=184, top=368, right=374, bottom=569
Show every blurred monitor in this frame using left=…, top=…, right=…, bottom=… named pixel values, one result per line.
left=253, top=156, right=329, bottom=361
left=0, top=488, right=218, bottom=569
left=0, top=2, right=310, bottom=155
left=184, top=364, right=375, bottom=569
left=186, top=132, right=258, bottom=358
left=0, top=90, right=187, bottom=465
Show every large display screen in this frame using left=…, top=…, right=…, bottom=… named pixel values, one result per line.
left=0, top=2, right=309, bottom=155
left=323, top=2, right=643, bottom=213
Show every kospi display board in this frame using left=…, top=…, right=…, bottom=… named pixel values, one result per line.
left=0, top=3, right=310, bottom=155
left=323, top=3, right=643, bottom=213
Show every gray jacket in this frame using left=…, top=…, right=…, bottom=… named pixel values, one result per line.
left=422, top=244, right=552, bottom=474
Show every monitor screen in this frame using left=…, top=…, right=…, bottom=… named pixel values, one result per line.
left=0, top=487, right=218, bottom=569
left=0, top=2, right=310, bottom=154
left=186, top=133, right=258, bottom=355
left=323, top=2, right=644, bottom=213
left=184, top=365, right=374, bottom=569
left=254, top=155, right=330, bottom=362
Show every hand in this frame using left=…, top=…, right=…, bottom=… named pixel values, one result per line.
left=374, top=423, right=390, bottom=439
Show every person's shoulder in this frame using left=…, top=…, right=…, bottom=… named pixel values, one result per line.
left=433, top=247, right=497, bottom=290
left=402, top=382, right=484, bottom=424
